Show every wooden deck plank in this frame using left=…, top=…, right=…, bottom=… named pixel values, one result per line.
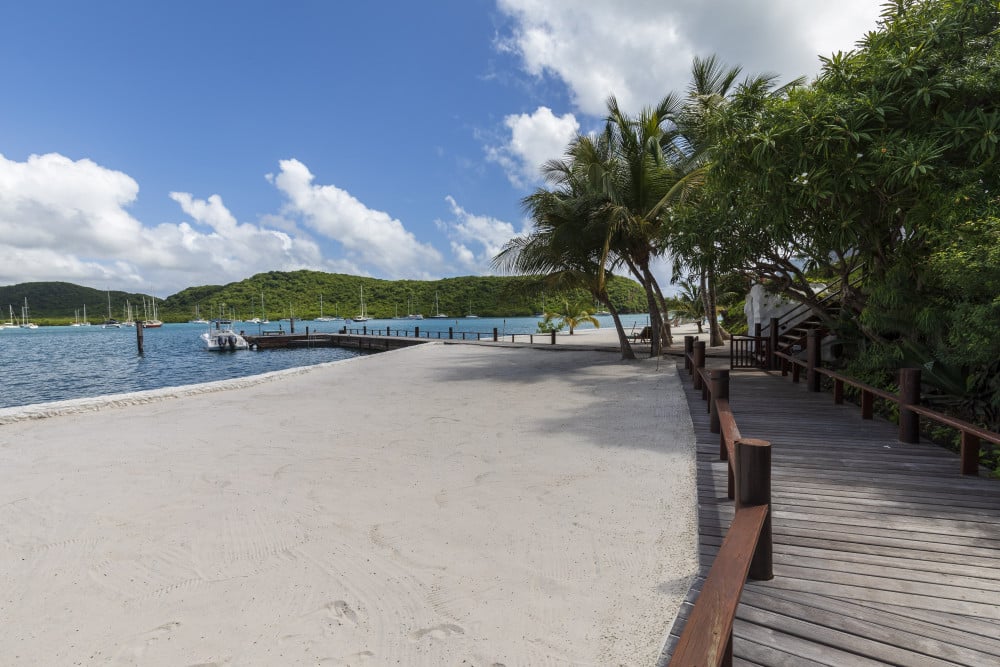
left=661, top=365, right=1000, bottom=666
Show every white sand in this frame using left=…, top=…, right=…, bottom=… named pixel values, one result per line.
left=0, top=342, right=698, bottom=665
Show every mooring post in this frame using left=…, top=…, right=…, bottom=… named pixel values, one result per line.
left=136, top=321, right=144, bottom=354
left=290, top=317, right=295, bottom=334
left=899, top=367, right=922, bottom=443
left=414, top=326, right=419, bottom=338
left=551, top=330, right=556, bottom=345
left=493, top=327, right=498, bottom=342
left=768, top=317, right=780, bottom=370
left=363, top=325, right=367, bottom=335
left=807, top=329, right=821, bottom=392
left=737, top=438, right=773, bottom=581
left=684, top=335, right=694, bottom=372
left=692, top=341, right=706, bottom=390
left=709, top=369, right=730, bottom=434
left=449, top=327, right=453, bottom=340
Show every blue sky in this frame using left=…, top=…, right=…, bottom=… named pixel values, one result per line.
left=0, top=1, right=881, bottom=296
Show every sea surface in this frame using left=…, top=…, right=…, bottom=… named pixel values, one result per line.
left=0, top=314, right=648, bottom=410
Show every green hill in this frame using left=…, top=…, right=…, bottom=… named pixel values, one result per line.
left=1, top=272, right=647, bottom=324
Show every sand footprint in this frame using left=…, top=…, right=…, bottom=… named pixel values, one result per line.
left=112, top=621, right=181, bottom=663
left=409, top=623, right=464, bottom=641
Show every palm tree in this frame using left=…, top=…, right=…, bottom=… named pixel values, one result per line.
left=494, top=137, right=638, bottom=358
left=548, top=298, right=600, bottom=335
left=668, top=278, right=705, bottom=333
left=595, top=94, right=687, bottom=355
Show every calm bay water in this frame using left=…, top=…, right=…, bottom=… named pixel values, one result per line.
left=0, top=315, right=647, bottom=410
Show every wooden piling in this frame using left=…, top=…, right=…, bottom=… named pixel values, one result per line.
left=807, top=330, right=821, bottom=392
left=899, top=367, right=921, bottom=443
left=709, top=370, right=730, bottom=435
left=736, top=438, right=773, bottom=581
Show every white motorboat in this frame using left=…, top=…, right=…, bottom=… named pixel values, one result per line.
left=201, top=320, right=249, bottom=351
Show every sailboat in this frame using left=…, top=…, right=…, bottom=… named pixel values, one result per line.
left=353, top=286, right=369, bottom=322
left=143, top=295, right=163, bottom=328
left=430, top=291, right=447, bottom=318
left=316, top=294, right=335, bottom=322
left=102, top=290, right=121, bottom=328
left=465, top=299, right=479, bottom=318
left=20, top=298, right=38, bottom=328
left=405, top=294, right=423, bottom=320
left=189, top=304, right=209, bottom=324
left=1, top=305, right=19, bottom=329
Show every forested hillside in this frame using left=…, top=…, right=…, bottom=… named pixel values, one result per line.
left=0, top=272, right=647, bottom=324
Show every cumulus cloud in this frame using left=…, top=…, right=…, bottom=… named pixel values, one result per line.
left=0, top=152, right=326, bottom=293
left=496, top=0, right=882, bottom=116
left=269, top=159, right=443, bottom=279
left=436, top=195, right=528, bottom=274
left=486, top=106, right=580, bottom=188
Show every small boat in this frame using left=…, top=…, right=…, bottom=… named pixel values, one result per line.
left=142, top=296, right=163, bottom=328
left=353, top=286, right=369, bottom=322
left=102, top=291, right=122, bottom=328
left=189, top=304, right=209, bottom=324
left=1, top=305, right=19, bottom=329
left=20, top=298, right=38, bottom=329
left=201, top=320, right=249, bottom=351
left=465, top=299, right=479, bottom=318
left=315, top=295, right=335, bottom=322
left=430, top=291, right=447, bottom=318
left=405, top=295, right=423, bottom=319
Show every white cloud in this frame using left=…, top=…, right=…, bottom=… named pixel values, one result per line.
left=496, top=0, right=882, bottom=116
left=436, top=195, right=528, bottom=273
left=0, top=152, right=327, bottom=294
left=269, top=159, right=442, bottom=279
left=486, top=106, right=580, bottom=188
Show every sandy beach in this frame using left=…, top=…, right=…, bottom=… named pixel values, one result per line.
left=0, top=338, right=698, bottom=665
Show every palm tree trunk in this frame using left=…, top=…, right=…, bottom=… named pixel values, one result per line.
left=607, top=301, right=636, bottom=359
left=647, top=268, right=674, bottom=346
left=625, top=256, right=664, bottom=357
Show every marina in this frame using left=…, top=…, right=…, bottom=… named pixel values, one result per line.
left=0, top=315, right=644, bottom=410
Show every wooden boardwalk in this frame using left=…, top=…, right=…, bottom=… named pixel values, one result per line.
left=662, top=366, right=1000, bottom=666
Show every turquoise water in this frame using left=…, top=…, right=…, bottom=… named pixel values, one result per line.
left=0, top=315, right=648, bottom=410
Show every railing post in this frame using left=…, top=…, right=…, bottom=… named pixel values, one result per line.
left=806, top=329, right=821, bottom=392
left=736, top=438, right=773, bottom=581
left=684, top=335, right=694, bottom=371
left=551, top=330, right=556, bottom=345
left=899, top=367, right=921, bottom=443
left=961, top=433, right=981, bottom=476
left=362, top=325, right=367, bottom=335
left=709, top=370, right=730, bottom=434
left=861, top=389, right=874, bottom=419
left=692, top=341, right=706, bottom=390
left=448, top=327, right=453, bottom=340
left=414, top=326, right=419, bottom=338
left=791, top=361, right=800, bottom=383
left=493, top=327, right=498, bottom=342
left=768, top=317, right=780, bottom=370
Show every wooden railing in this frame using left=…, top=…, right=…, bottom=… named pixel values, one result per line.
left=750, top=329, right=1000, bottom=476
left=338, top=325, right=559, bottom=344
left=670, top=340, right=773, bottom=667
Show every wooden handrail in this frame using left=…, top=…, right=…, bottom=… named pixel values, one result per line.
left=669, top=504, right=768, bottom=667
left=673, top=359, right=773, bottom=665
left=770, top=346, right=1000, bottom=471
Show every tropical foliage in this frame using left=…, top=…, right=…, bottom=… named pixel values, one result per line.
left=496, top=0, right=1000, bottom=436
left=0, top=273, right=647, bottom=325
